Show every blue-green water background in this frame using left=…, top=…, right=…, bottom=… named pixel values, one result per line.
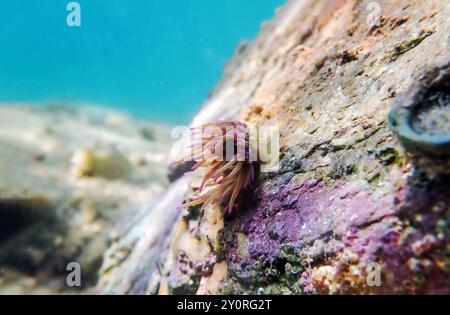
left=0, top=0, right=284, bottom=124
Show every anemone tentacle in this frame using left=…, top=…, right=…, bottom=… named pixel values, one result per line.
left=182, top=121, right=259, bottom=213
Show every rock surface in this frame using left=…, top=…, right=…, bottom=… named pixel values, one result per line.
left=0, top=105, right=172, bottom=294
left=98, top=0, right=449, bottom=294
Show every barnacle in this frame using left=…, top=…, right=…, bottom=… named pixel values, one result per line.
left=183, top=121, right=259, bottom=214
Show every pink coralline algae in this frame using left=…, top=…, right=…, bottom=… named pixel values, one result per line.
left=227, top=181, right=395, bottom=261
left=223, top=177, right=450, bottom=294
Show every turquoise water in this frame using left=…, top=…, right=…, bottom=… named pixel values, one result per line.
left=0, top=0, right=285, bottom=124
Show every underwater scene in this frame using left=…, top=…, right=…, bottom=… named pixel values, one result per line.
left=0, top=0, right=449, bottom=300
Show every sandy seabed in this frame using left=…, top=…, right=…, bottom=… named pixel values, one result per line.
left=0, top=104, right=173, bottom=294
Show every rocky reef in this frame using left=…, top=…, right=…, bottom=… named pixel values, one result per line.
left=0, top=105, right=172, bottom=294
left=98, top=0, right=450, bottom=294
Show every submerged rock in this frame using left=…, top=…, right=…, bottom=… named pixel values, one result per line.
left=98, top=0, right=449, bottom=294
left=71, top=148, right=132, bottom=180
left=97, top=175, right=193, bottom=294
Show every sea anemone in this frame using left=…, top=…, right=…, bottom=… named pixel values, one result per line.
left=183, top=121, right=259, bottom=214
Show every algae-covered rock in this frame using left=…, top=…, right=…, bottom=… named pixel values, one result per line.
left=98, top=0, right=449, bottom=294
